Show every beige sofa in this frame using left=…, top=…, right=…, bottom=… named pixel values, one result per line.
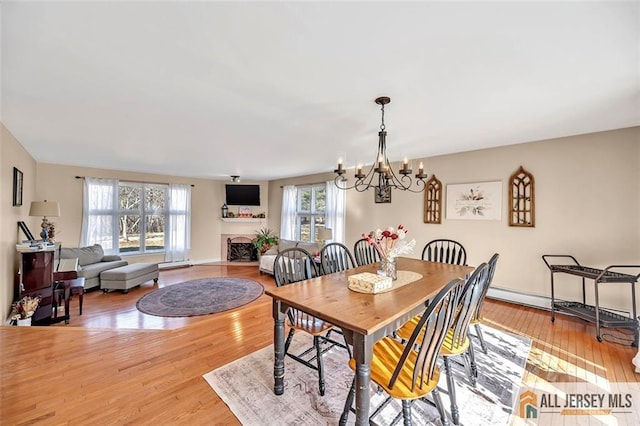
left=259, top=239, right=323, bottom=275
left=59, top=244, right=128, bottom=290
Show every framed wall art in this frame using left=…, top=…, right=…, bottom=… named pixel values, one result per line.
left=446, top=181, right=502, bottom=220
left=374, top=186, right=391, bottom=204
left=13, top=167, right=23, bottom=206
left=423, top=175, right=442, bottom=224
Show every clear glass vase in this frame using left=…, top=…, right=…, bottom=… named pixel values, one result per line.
left=378, top=257, right=397, bottom=280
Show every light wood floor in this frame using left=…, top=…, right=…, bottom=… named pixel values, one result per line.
left=1, top=265, right=637, bottom=424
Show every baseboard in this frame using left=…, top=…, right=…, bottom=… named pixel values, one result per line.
left=487, top=286, right=552, bottom=311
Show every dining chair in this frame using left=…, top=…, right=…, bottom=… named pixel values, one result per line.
left=339, top=278, right=465, bottom=426
left=353, top=237, right=380, bottom=266
left=470, top=253, right=500, bottom=354
left=320, top=242, right=356, bottom=274
left=421, top=239, right=467, bottom=265
left=440, top=262, right=490, bottom=425
left=273, top=247, right=351, bottom=396
left=394, top=262, right=489, bottom=425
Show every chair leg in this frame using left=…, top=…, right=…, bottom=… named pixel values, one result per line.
left=339, top=377, right=356, bottom=426
left=401, top=400, right=413, bottom=426
left=475, top=323, right=487, bottom=354
left=431, top=387, right=450, bottom=426
left=284, top=328, right=295, bottom=353
left=314, top=336, right=326, bottom=396
left=443, top=356, right=460, bottom=425
left=467, top=340, right=478, bottom=385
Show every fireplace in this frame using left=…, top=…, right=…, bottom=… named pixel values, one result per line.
left=227, top=236, right=258, bottom=262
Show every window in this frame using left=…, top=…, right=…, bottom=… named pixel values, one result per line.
left=82, top=178, right=191, bottom=260
left=118, top=183, right=166, bottom=253
left=295, top=184, right=326, bottom=243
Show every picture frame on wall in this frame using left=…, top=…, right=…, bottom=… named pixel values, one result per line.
left=445, top=181, right=502, bottom=220
left=13, top=167, right=23, bottom=206
left=374, top=186, right=391, bottom=204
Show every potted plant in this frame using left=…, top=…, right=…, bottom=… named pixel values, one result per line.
left=11, top=295, right=41, bottom=326
left=253, top=228, right=278, bottom=256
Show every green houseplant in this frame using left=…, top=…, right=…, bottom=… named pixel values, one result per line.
left=253, top=228, right=278, bottom=256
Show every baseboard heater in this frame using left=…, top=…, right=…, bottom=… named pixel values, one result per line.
left=487, top=286, right=552, bottom=311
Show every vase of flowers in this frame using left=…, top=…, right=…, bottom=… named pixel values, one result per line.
left=11, top=295, right=41, bottom=326
left=362, top=225, right=416, bottom=281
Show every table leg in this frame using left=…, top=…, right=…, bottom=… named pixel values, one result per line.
left=273, top=300, right=286, bottom=396
left=352, top=333, right=373, bottom=425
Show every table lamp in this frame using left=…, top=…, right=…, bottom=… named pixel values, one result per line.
left=29, top=200, right=60, bottom=240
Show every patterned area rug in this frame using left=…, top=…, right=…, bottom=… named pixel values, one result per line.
left=136, top=278, right=263, bottom=317
left=203, top=325, right=531, bottom=425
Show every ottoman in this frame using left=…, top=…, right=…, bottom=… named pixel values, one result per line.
left=100, top=263, right=159, bottom=293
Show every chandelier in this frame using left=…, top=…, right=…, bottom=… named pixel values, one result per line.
left=334, top=96, right=427, bottom=198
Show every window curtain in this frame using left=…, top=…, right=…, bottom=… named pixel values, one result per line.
left=325, top=181, right=346, bottom=243
left=81, top=177, right=119, bottom=255
left=280, top=185, right=297, bottom=240
left=165, top=184, right=191, bottom=262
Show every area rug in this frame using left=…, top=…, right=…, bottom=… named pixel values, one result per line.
left=203, top=325, right=531, bottom=425
left=136, top=278, right=263, bottom=317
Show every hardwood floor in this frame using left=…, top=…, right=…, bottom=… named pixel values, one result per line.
left=1, top=265, right=637, bottom=424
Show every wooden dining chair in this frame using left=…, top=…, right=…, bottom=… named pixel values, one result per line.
left=273, top=247, right=351, bottom=396
left=394, top=263, right=489, bottom=425
left=440, top=262, right=490, bottom=425
left=353, top=238, right=380, bottom=266
left=320, top=242, right=356, bottom=274
left=421, top=239, right=467, bottom=265
left=339, top=278, right=465, bottom=426
left=470, top=253, right=499, bottom=354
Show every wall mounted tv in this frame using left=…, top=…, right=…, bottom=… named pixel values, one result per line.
left=225, top=184, right=261, bottom=206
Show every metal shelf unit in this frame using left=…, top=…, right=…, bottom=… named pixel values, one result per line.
left=542, top=255, right=639, bottom=347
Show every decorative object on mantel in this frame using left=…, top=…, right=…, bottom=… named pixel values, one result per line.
left=333, top=96, right=428, bottom=201
left=361, top=225, right=416, bottom=280
left=10, top=295, right=42, bottom=325
left=509, top=165, right=535, bottom=227
left=424, top=174, right=443, bottom=224
left=12, top=167, right=23, bottom=206
left=221, top=204, right=229, bottom=218
left=29, top=200, right=60, bottom=241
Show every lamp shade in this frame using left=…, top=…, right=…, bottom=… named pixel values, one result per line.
left=318, top=228, right=333, bottom=241
left=29, top=200, right=60, bottom=218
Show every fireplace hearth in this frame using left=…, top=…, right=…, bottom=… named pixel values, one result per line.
left=227, top=237, right=258, bottom=262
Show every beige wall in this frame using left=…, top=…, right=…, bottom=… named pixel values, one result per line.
left=34, top=164, right=269, bottom=265
left=1, top=124, right=37, bottom=321
left=269, top=127, right=640, bottom=313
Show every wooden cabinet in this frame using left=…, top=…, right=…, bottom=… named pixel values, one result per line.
left=16, top=250, right=54, bottom=322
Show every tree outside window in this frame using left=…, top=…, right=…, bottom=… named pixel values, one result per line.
left=119, top=183, right=166, bottom=253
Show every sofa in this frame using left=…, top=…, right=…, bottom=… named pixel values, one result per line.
left=59, top=244, right=128, bottom=290
left=259, top=239, right=323, bottom=275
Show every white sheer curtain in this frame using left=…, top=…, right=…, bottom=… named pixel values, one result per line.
left=325, top=181, right=346, bottom=243
left=280, top=185, right=297, bottom=240
left=165, top=184, right=191, bottom=262
left=81, top=177, right=119, bottom=255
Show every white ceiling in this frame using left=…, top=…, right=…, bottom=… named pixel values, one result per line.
left=2, top=1, right=639, bottom=181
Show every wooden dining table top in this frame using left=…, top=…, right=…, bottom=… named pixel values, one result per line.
left=265, top=257, right=474, bottom=336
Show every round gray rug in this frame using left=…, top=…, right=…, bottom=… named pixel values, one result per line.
left=136, top=277, right=264, bottom=317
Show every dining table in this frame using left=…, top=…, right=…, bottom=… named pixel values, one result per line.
left=265, top=256, right=474, bottom=425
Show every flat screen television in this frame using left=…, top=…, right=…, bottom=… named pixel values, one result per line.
left=225, top=184, right=261, bottom=206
